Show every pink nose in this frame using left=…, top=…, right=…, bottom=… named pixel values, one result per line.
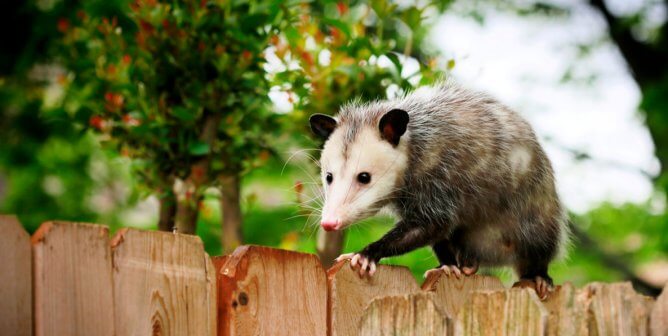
left=321, top=220, right=340, bottom=232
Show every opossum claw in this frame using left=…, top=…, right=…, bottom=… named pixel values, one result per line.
left=369, top=262, right=377, bottom=276
left=535, top=276, right=553, bottom=300
left=351, top=254, right=361, bottom=267
left=335, top=252, right=356, bottom=262
left=512, top=277, right=553, bottom=300
left=424, top=265, right=464, bottom=279
left=335, top=253, right=377, bottom=277
left=360, top=257, right=369, bottom=276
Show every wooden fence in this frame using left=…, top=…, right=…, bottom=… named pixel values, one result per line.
left=1, top=215, right=667, bottom=336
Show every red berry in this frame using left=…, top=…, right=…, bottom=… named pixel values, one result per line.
left=57, top=18, right=70, bottom=33
left=89, top=116, right=105, bottom=130
left=336, top=2, right=348, bottom=15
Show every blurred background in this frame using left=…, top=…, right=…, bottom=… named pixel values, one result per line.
left=1, top=0, right=667, bottom=294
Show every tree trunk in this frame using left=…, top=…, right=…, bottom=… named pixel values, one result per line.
left=157, top=188, right=176, bottom=231
left=317, top=229, right=346, bottom=268
left=220, top=174, right=243, bottom=254
left=174, top=179, right=201, bottom=234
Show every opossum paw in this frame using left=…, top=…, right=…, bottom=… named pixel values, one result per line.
left=534, top=276, right=553, bottom=300
left=424, top=264, right=465, bottom=279
left=461, top=263, right=479, bottom=276
left=335, top=253, right=377, bottom=277
left=512, top=276, right=553, bottom=300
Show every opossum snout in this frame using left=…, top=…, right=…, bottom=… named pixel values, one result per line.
left=320, top=219, right=342, bottom=231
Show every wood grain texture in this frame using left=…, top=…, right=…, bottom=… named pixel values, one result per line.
left=542, top=283, right=585, bottom=336
left=111, top=228, right=216, bottom=336
left=212, top=255, right=229, bottom=334
left=0, top=215, right=32, bottom=336
left=578, top=282, right=654, bottom=336
left=359, top=292, right=450, bottom=336
left=421, top=272, right=504, bottom=317
left=205, top=254, right=218, bottom=336
left=456, top=288, right=547, bottom=336
left=32, top=221, right=115, bottom=336
left=217, top=245, right=327, bottom=336
left=328, top=260, right=420, bottom=336
left=651, top=283, right=668, bottom=336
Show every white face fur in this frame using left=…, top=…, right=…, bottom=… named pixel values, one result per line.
left=319, top=127, right=409, bottom=231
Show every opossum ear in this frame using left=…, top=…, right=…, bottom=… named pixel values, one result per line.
left=309, top=114, right=338, bottom=140
left=379, top=109, right=409, bottom=146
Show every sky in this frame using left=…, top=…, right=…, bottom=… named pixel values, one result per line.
left=428, top=1, right=662, bottom=213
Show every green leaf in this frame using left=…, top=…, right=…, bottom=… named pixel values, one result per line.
left=172, top=107, right=195, bottom=121
left=385, top=52, right=403, bottom=73
left=322, top=18, right=351, bottom=38
left=189, top=141, right=210, bottom=155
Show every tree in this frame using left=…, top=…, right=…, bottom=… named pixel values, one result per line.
left=587, top=0, right=668, bottom=192
left=0, top=0, right=134, bottom=232
left=58, top=0, right=299, bottom=252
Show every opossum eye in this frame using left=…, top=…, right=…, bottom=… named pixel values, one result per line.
left=326, top=172, right=333, bottom=185
left=357, top=172, right=371, bottom=184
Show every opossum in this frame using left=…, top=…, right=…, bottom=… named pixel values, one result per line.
left=309, top=81, right=568, bottom=298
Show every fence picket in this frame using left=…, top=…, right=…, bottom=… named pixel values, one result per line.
left=216, top=245, right=327, bottom=336
left=111, top=228, right=216, bottom=336
left=32, top=221, right=115, bottom=336
left=359, top=292, right=451, bottom=336
left=327, top=260, right=421, bottom=336
left=578, top=282, right=654, bottom=336
left=540, top=283, right=587, bottom=336
left=422, top=272, right=503, bottom=318
left=651, top=283, right=668, bottom=336
left=456, top=288, right=547, bottom=336
left=0, top=215, right=32, bottom=336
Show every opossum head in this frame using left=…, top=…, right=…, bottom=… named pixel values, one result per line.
left=309, top=109, right=409, bottom=231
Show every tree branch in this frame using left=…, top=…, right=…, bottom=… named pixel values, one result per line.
left=588, top=0, right=667, bottom=85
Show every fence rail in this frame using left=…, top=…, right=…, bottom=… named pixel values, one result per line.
left=1, top=216, right=666, bottom=335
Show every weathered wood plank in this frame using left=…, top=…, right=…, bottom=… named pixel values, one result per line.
left=578, top=282, right=654, bottom=336
left=32, top=221, right=115, bottom=336
left=212, top=254, right=230, bottom=334
left=651, top=283, right=668, bottom=336
left=650, top=285, right=668, bottom=336
left=359, top=292, right=450, bottom=336
left=328, top=260, right=421, bottom=336
left=422, top=272, right=504, bottom=318
left=217, top=245, right=327, bottom=336
left=456, top=288, right=547, bottom=336
left=541, top=283, right=586, bottom=336
left=0, top=215, right=32, bottom=336
left=111, top=228, right=216, bottom=336
left=205, top=254, right=217, bottom=336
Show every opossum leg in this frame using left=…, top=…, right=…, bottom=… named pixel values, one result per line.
left=358, top=221, right=435, bottom=275
left=432, top=239, right=458, bottom=265
left=427, top=240, right=462, bottom=279
left=428, top=240, right=478, bottom=278
left=513, top=258, right=553, bottom=300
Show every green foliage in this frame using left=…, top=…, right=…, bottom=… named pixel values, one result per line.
left=57, top=0, right=297, bottom=197
left=276, top=0, right=447, bottom=132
